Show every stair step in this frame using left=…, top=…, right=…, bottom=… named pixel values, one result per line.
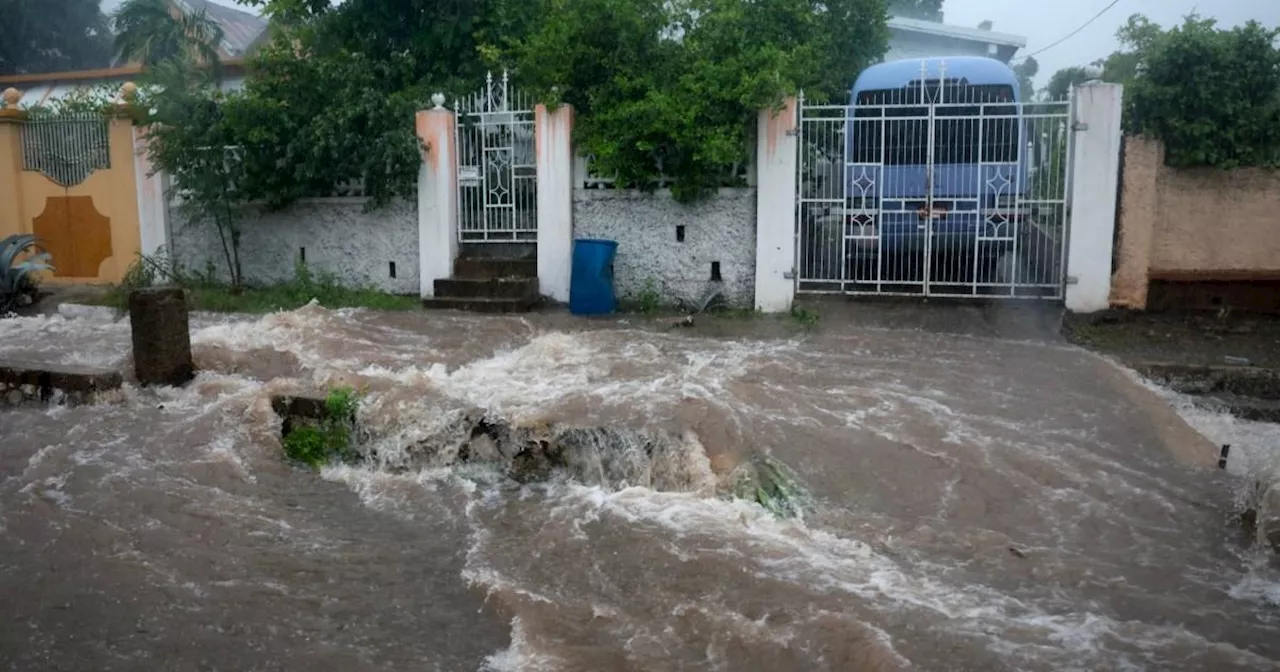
left=434, top=277, right=538, bottom=300
left=422, top=296, right=539, bottom=314
left=454, top=257, right=537, bottom=280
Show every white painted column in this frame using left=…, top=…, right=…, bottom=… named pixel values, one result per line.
left=416, top=97, right=459, bottom=298
left=1065, top=83, right=1124, bottom=313
left=754, top=97, right=799, bottom=313
left=535, top=104, right=574, bottom=303
left=132, top=127, right=170, bottom=261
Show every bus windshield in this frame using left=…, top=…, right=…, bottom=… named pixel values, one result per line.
left=850, top=81, right=1020, bottom=166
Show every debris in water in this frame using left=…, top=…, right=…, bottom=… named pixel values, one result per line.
left=1224, top=356, right=1253, bottom=367
left=1008, top=546, right=1026, bottom=559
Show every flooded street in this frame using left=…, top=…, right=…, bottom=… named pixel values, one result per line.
left=1, top=304, right=1278, bottom=671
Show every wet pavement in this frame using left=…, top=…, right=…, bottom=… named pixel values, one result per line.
left=1, top=301, right=1277, bottom=671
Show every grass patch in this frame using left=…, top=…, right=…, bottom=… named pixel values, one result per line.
left=282, top=386, right=362, bottom=468
left=95, top=255, right=419, bottom=314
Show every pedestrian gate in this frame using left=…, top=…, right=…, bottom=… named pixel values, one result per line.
left=456, top=71, right=537, bottom=242
left=795, top=77, right=1074, bottom=298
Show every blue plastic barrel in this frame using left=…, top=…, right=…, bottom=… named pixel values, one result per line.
left=569, top=238, right=619, bottom=315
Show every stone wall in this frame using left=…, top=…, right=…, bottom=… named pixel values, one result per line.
left=572, top=189, right=756, bottom=308
left=169, top=198, right=419, bottom=294
left=1111, top=137, right=1280, bottom=309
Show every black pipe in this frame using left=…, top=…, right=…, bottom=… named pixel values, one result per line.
left=1219, top=444, right=1231, bottom=470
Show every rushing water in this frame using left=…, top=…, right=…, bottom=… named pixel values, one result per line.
left=1, top=304, right=1278, bottom=671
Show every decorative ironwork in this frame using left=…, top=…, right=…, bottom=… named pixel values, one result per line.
left=795, top=64, right=1074, bottom=299
left=20, top=114, right=111, bottom=187
left=456, top=71, right=538, bottom=243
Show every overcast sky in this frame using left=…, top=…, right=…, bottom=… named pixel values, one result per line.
left=111, top=0, right=1280, bottom=84
left=943, top=0, right=1278, bottom=80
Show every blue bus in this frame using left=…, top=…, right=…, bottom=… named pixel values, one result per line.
left=843, top=56, right=1027, bottom=264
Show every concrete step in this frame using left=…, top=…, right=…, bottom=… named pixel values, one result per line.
left=453, top=257, right=537, bottom=280
left=422, top=296, right=539, bottom=314
left=434, top=277, right=538, bottom=300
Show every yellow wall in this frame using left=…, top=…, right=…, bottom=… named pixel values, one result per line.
left=0, top=115, right=141, bottom=284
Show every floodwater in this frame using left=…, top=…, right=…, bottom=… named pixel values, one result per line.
left=1, top=303, right=1278, bottom=671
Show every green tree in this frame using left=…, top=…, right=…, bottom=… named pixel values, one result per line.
left=888, top=0, right=943, bottom=21
left=1011, top=56, right=1038, bottom=101
left=142, top=63, right=250, bottom=287
left=112, top=0, right=225, bottom=72
left=502, top=0, right=889, bottom=199
left=0, top=0, right=113, bottom=75
left=1123, top=15, right=1280, bottom=168
left=1044, top=66, right=1091, bottom=101
left=1097, top=14, right=1163, bottom=86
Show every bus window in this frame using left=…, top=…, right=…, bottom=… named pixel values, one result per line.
left=850, top=83, right=1020, bottom=165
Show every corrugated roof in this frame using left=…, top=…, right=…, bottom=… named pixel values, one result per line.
left=174, top=0, right=268, bottom=58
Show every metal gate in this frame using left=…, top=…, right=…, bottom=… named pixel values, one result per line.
left=796, top=76, right=1074, bottom=298
left=456, top=71, right=537, bottom=242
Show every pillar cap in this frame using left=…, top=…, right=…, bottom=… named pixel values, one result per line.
left=119, top=82, right=139, bottom=104
left=2, top=87, right=20, bottom=110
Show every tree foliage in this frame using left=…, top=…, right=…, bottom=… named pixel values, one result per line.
left=113, top=0, right=225, bottom=75
left=0, top=0, right=113, bottom=75
left=500, top=0, right=889, bottom=199
left=1011, top=57, right=1038, bottom=102
left=887, top=0, right=943, bottom=21
left=1043, top=66, right=1091, bottom=102
left=1119, top=15, right=1280, bottom=168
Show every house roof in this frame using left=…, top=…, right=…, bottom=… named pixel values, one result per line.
left=887, top=16, right=1027, bottom=50
left=173, top=0, right=268, bottom=59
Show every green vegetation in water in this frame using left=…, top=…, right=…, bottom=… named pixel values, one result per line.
left=98, top=254, right=419, bottom=314
left=635, top=279, right=663, bottom=315
left=282, top=386, right=363, bottom=468
left=789, top=305, right=820, bottom=328
left=731, top=456, right=812, bottom=518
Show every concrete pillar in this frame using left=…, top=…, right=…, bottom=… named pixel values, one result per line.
left=1109, top=136, right=1162, bottom=310
left=129, top=286, right=194, bottom=387
left=1065, top=83, right=1124, bottom=313
left=416, top=96, right=458, bottom=298
left=132, top=127, right=171, bottom=263
left=535, top=104, right=574, bottom=303
left=0, top=88, right=25, bottom=240
left=754, top=97, right=799, bottom=313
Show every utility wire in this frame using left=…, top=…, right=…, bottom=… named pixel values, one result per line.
left=1013, top=0, right=1126, bottom=62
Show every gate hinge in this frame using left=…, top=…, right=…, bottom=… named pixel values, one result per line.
left=1072, top=122, right=1089, bottom=131
left=785, top=128, right=800, bottom=137
left=783, top=268, right=797, bottom=280
left=1065, top=275, right=1079, bottom=285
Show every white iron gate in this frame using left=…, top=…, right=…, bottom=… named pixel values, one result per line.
left=796, top=76, right=1073, bottom=298
left=456, top=71, right=537, bottom=242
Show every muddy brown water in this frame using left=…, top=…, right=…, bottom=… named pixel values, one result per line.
left=1, top=304, right=1278, bottom=671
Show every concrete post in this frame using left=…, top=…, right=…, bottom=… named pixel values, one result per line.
left=754, top=97, right=799, bottom=313
left=535, top=104, right=574, bottom=303
left=129, top=286, right=194, bottom=387
left=416, top=97, right=459, bottom=298
left=132, top=127, right=171, bottom=263
left=0, top=88, right=25, bottom=240
left=1065, top=83, right=1124, bottom=313
left=1109, top=136, right=1162, bottom=309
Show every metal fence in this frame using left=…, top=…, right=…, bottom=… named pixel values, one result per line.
left=456, top=71, right=537, bottom=243
left=20, top=114, right=111, bottom=187
left=796, top=87, right=1074, bottom=299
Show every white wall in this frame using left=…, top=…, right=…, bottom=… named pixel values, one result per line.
left=572, top=189, right=757, bottom=308
left=169, top=198, right=420, bottom=294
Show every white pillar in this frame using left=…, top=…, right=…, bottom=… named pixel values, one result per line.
left=754, top=97, right=799, bottom=313
left=132, top=128, right=170, bottom=261
left=416, top=100, right=458, bottom=298
left=536, top=104, right=574, bottom=303
left=1065, top=83, right=1124, bottom=313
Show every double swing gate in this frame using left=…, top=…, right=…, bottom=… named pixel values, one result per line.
left=796, top=76, right=1074, bottom=298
